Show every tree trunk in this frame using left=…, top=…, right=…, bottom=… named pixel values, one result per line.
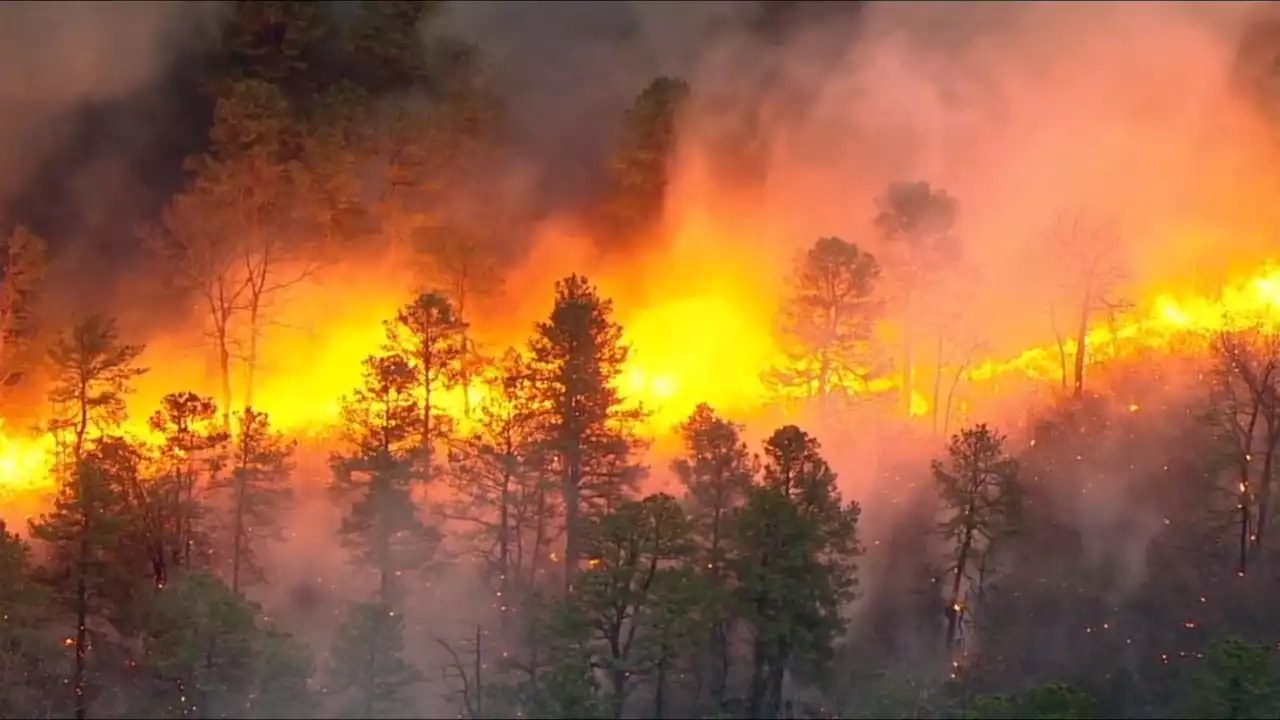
left=530, top=485, right=547, bottom=589
left=74, top=522, right=89, bottom=720
left=217, top=328, right=233, bottom=430
left=421, top=376, right=433, bottom=484
left=902, top=291, right=915, bottom=417
left=1239, top=466, right=1252, bottom=577
left=1073, top=291, right=1092, bottom=399
left=562, top=455, right=582, bottom=593
left=232, top=470, right=246, bottom=594
left=498, top=470, right=511, bottom=628
left=245, top=297, right=260, bottom=413
left=946, top=505, right=975, bottom=649
left=474, top=623, right=484, bottom=718
left=932, top=333, right=944, bottom=434
left=1051, top=304, right=1068, bottom=392
left=1254, top=423, right=1279, bottom=564
left=655, top=650, right=668, bottom=719
left=748, top=634, right=768, bottom=719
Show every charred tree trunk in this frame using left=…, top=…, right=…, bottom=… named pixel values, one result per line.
left=245, top=299, right=260, bottom=413
left=1239, top=467, right=1252, bottom=577
left=74, top=517, right=89, bottom=720
left=562, top=453, right=583, bottom=593
left=932, top=333, right=945, bottom=434
left=748, top=633, right=768, bottom=720
left=946, top=501, right=976, bottom=649
left=902, top=291, right=915, bottom=417
left=1073, top=288, right=1092, bottom=399
left=217, top=327, right=233, bottom=431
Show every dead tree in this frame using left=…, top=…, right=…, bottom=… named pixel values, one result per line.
left=1044, top=210, right=1129, bottom=399
left=1209, top=327, right=1280, bottom=574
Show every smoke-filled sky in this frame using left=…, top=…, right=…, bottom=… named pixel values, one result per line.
left=3, top=0, right=1280, bottom=380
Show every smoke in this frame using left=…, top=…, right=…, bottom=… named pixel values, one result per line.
left=6, top=3, right=1280, bottom=710
left=619, top=1, right=1280, bottom=615
left=428, top=1, right=758, bottom=218
left=672, top=1, right=1277, bottom=353
left=0, top=1, right=226, bottom=206
left=0, top=1, right=229, bottom=329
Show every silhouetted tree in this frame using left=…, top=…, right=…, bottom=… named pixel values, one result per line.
left=528, top=275, right=647, bottom=591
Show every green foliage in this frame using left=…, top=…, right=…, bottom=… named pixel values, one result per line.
left=331, top=354, right=441, bottom=602
left=528, top=274, right=648, bottom=587
left=248, top=624, right=319, bottom=719
left=0, top=521, right=60, bottom=719
left=1186, top=636, right=1280, bottom=719
left=137, top=571, right=259, bottom=718
left=143, top=392, right=228, bottom=587
left=210, top=408, right=294, bottom=592
left=508, top=593, right=608, bottom=720
left=327, top=600, right=423, bottom=719
left=29, top=436, right=145, bottom=717
left=673, top=403, right=756, bottom=564
left=572, top=493, right=702, bottom=713
left=732, top=425, right=861, bottom=718
left=673, top=403, right=756, bottom=711
left=964, top=682, right=1097, bottom=719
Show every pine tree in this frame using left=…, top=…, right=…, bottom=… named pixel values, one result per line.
left=732, top=426, right=861, bottom=719
left=414, top=223, right=505, bottom=417
left=527, top=275, right=647, bottom=591
left=248, top=624, right=318, bottom=719
left=597, top=76, right=691, bottom=253
left=571, top=493, right=700, bottom=718
left=446, top=349, right=554, bottom=614
left=29, top=439, right=139, bottom=720
left=672, top=403, right=756, bottom=710
left=33, top=315, right=146, bottom=720
left=327, top=600, right=423, bottom=719
left=45, top=315, right=147, bottom=467
left=933, top=424, right=1022, bottom=660
left=770, top=236, right=881, bottom=408
left=0, top=520, right=60, bottom=719
left=873, top=181, right=958, bottom=417
left=382, top=291, right=465, bottom=483
left=145, top=392, right=228, bottom=588
left=330, top=354, right=440, bottom=603
left=211, top=408, right=295, bottom=593
left=137, top=571, right=258, bottom=719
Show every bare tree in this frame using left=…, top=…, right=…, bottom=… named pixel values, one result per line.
left=445, top=350, right=556, bottom=620
left=1043, top=210, right=1129, bottom=399
left=1208, top=326, right=1280, bottom=575
left=416, top=223, right=505, bottom=417
left=875, top=181, right=959, bottom=418
left=143, top=186, right=247, bottom=429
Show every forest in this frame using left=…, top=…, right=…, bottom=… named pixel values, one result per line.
left=5, top=1, right=1280, bottom=719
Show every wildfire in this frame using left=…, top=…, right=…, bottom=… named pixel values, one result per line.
left=0, top=425, right=54, bottom=498
left=4, top=241, right=1280, bottom=509
left=971, top=264, right=1280, bottom=384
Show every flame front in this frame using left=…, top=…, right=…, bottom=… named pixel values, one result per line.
left=4, top=253, right=1280, bottom=500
